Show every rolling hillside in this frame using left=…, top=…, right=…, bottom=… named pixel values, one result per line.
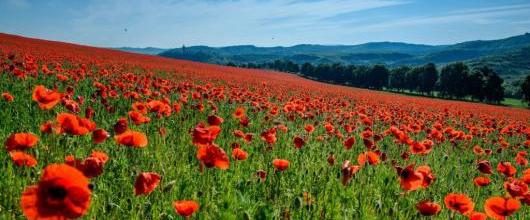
left=156, top=33, right=530, bottom=77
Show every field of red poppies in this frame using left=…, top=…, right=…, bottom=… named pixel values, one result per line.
left=1, top=33, right=530, bottom=219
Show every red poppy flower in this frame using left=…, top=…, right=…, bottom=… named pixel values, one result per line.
left=468, top=211, right=487, bottom=220
left=409, top=141, right=432, bottom=155
left=128, top=111, right=151, bottom=125
left=79, top=157, right=105, bottom=178
left=40, top=121, right=53, bottom=134
left=5, top=132, right=39, bottom=151
left=32, top=85, right=63, bottom=110
left=231, top=148, right=248, bottom=161
left=92, top=129, right=109, bottom=144
left=173, top=200, right=199, bottom=217
left=147, top=100, right=171, bottom=117
left=21, top=164, right=91, bottom=220
left=197, top=144, right=230, bottom=169
left=415, top=200, right=441, bottom=216
left=113, top=118, right=128, bottom=135
left=132, top=102, right=148, bottom=114
left=114, top=130, right=148, bottom=148
left=473, top=176, right=491, bottom=187
left=273, top=159, right=289, bottom=172
left=233, top=107, right=245, bottom=119
left=233, top=130, right=245, bottom=138
left=416, top=165, right=435, bottom=188
left=398, top=164, right=424, bottom=191
left=9, top=151, right=37, bottom=167
left=477, top=160, right=493, bottom=174
left=134, top=172, right=161, bottom=196
left=192, top=124, right=221, bottom=147
left=277, top=124, right=288, bottom=133
left=473, top=145, right=484, bottom=155
left=304, top=124, right=315, bottom=133
left=293, top=136, right=305, bottom=149
left=239, top=117, right=250, bottom=127
left=484, top=196, right=520, bottom=220
left=343, top=136, right=356, bottom=150
left=244, top=133, right=253, bottom=142
left=360, top=130, right=373, bottom=139
left=516, top=156, right=528, bottom=166
left=357, top=151, right=379, bottom=166
left=504, top=178, right=528, bottom=198
left=63, top=99, right=80, bottom=113
left=56, top=113, right=96, bottom=136
left=497, top=162, right=516, bottom=177
left=444, top=193, right=474, bottom=214
left=2, top=92, right=14, bottom=102
left=260, top=128, right=277, bottom=145
left=324, top=123, right=334, bottom=133
left=523, top=168, right=530, bottom=184
left=90, top=151, right=109, bottom=163
left=64, top=151, right=108, bottom=178
left=207, top=115, right=224, bottom=126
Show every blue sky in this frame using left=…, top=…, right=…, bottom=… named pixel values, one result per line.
left=1, top=0, right=530, bottom=48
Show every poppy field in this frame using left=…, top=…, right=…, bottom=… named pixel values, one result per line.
left=2, top=33, right=530, bottom=219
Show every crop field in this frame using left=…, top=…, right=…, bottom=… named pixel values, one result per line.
left=1, top=33, right=530, bottom=219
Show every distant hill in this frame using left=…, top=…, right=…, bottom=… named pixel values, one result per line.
left=114, top=47, right=168, bottom=55
left=132, top=33, right=530, bottom=78
left=469, top=46, right=530, bottom=80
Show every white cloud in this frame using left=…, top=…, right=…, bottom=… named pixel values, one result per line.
left=68, top=0, right=409, bottom=47
left=346, top=4, right=530, bottom=32
left=2, top=0, right=528, bottom=47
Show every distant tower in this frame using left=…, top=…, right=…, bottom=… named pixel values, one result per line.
left=182, top=45, right=186, bottom=54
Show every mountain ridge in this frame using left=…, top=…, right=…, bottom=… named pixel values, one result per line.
left=115, top=32, right=530, bottom=77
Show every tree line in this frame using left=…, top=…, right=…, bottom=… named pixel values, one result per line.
left=229, top=60, right=506, bottom=105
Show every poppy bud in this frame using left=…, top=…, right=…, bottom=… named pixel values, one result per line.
left=477, top=160, right=492, bottom=174
left=113, top=118, right=128, bottom=135
left=207, top=115, right=224, bottom=126
left=92, top=129, right=109, bottom=144
left=327, top=153, right=335, bottom=166
left=85, top=107, right=95, bottom=119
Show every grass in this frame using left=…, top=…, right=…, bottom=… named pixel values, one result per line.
left=502, top=98, right=528, bottom=108
left=0, top=61, right=529, bottom=220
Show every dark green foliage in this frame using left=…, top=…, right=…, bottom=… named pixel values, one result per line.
left=158, top=33, right=530, bottom=79
left=231, top=59, right=510, bottom=105
left=368, top=65, right=389, bottom=90
left=439, top=63, right=470, bottom=99
left=521, top=74, right=530, bottom=106
left=482, top=67, right=505, bottom=104
left=406, top=66, right=421, bottom=92
left=389, top=66, right=410, bottom=92
left=418, top=63, right=438, bottom=95
left=468, top=71, right=485, bottom=102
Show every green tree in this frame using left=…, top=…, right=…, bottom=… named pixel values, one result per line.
left=468, top=70, right=485, bottom=102
left=418, top=63, right=438, bottom=95
left=439, top=62, right=470, bottom=99
left=368, top=64, right=389, bottom=90
left=300, top=62, right=315, bottom=76
left=482, top=67, right=504, bottom=104
left=405, top=67, right=421, bottom=92
left=389, top=66, right=410, bottom=92
left=521, top=74, right=530, bottom=107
